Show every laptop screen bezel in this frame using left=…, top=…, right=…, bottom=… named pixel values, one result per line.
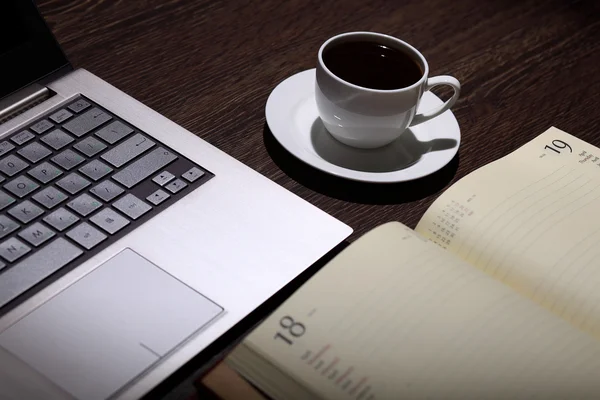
left=0, top=0, right=70, bottom=100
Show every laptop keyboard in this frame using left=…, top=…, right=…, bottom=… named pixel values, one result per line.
left=0, top=97, right=213, bottom=311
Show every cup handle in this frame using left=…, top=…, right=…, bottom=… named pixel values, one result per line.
left=410, top=75, right=461, bottom=126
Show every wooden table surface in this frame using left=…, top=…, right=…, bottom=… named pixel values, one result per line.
left=38, top=0, right=600, bottom=240
left=36, top=0, right=600, bottom=396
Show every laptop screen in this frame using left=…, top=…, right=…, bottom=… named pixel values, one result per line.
left=0, top=0, right=69, bottom=100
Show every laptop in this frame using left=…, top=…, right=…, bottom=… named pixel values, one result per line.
left=0, top=2, right=351, bottom=399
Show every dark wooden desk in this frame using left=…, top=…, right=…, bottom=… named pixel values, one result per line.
left=39, top=0, right=600, bottom=239
left=37, top=0, right=600, bottom=396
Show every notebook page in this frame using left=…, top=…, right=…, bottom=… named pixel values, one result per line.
left=416, top=127, right=600, bottom=339
left=237, top=222, right=600, bottom=399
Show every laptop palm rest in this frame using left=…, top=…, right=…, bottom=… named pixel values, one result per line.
left=0, top=249, right=223, bottom=400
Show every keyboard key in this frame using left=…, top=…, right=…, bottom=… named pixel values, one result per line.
left=0, top=238, right=30, bottom=262
left=56, top=173, right=91, bottom=194
left=165, top=178, right=187, bottom=194
left=43, top=208, right=79, bottom=231
left=79, top=160, right=113, bottom=181
left=30, top=119, right=53, bottom=134
left=8, top=200, right=44, bottom=224
left=4, top=176, right=39, bottom=198
left=67, top=193, right=102, bottom=217
left=112, top=147, right=177, bottom=188
left=95, top=121, right=134, bottom=144
left=0, top=141, right=15, bottom=157
left=90, top=180, right=124, bottom=202
left=49, top=109, right=73, bottom=123
left=28, top=162, right=63, bottom=184
left=51, top=149, right=85, bottom=170
left=41, top=129, right=74, bottom=150
left=146, top=189, right=170, bottom=205
left=113, top=194, right=151, bottom=220
left=182, top=167, right=205, bottom=183
left=0, top=216, right=19, bottom=240
left=101, top=133, right=155, bottom=168
left=67, top=99, right=91, bottom=113
left=152, top=171, right=175, bottom=186
left=0, top=238, right=82, bottom=308
left=67, top=222, right=107, bottom=250
left=0, top=155, right=29, bottom=176
left=63, top=108, right=112, bottom=137
left=90, top=208, right=130, bottom=234
left=73, top=136, right=106, bottom=157
left=0, top=260, right=5, bottom=272
left=0, top=190, right=15, bottom=211
left=11, top=130, right=35, bottom=145
left=19, top=222, right=55, bottom=247
left=18, top=142, right=52, bottom=163
left=32, top=187, right=68, bottom=209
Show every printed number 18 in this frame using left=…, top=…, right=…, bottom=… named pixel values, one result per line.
left=274, top=316, right=305, bottom=345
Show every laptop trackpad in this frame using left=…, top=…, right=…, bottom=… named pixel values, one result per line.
left=0, top=249, right=223, bottom=400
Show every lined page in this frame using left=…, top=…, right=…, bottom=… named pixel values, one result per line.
left=235, top=223, right=600, bottom=399
left=416, top=127, right=600, bottom=339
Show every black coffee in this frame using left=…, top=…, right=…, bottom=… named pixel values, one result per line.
left=323, top=41, right=423, bottom=90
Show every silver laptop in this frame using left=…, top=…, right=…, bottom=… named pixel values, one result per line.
left=0, top=2, right=351, bottom=399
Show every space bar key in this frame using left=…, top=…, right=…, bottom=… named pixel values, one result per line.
left=112, top=147, right=178, bottom=188
left=0, top=238, right=83, bottom=309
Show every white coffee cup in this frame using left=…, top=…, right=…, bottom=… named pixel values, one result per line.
left=315, top=32, right=461, bottom=149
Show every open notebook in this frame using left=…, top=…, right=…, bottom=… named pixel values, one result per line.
left=224, top=127, right=600, bottom=399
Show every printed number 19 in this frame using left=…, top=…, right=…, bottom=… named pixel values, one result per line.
left=545, top=139, right=572, bottom=154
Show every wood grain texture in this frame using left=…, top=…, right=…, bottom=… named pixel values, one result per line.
left=36, top=0, right=600, bottom=242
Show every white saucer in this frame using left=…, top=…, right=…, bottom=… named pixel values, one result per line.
left=265, top=69, right=461, bottom=183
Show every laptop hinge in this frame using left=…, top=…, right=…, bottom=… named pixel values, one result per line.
left=0, top=84, right=54, bottom=125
